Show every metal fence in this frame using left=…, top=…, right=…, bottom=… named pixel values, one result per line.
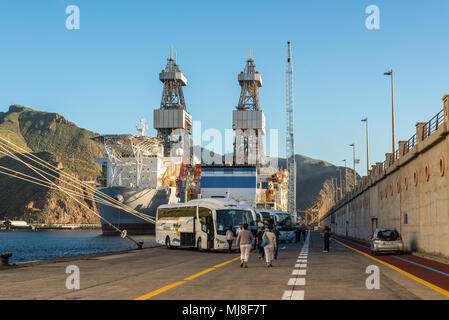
left=406, top=134, right=416, bottom=154
left=423, top=109, right=445, bottom=140
left=378, top=108, right=444, bottom=174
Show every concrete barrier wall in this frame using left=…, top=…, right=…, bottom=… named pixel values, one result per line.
left=322, top=95, right=449, bottom=259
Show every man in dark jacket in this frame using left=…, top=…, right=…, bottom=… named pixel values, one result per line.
left=301, top=224, right=307, bottom=242
left=323, top=226, right=330, bottom=252
left=295, top=225, right=301, bottom=243
left=273, top=225, right=281, bottom=259
left=256, top=226, right=265, bottom=259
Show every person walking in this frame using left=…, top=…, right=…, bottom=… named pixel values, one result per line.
left=226, top=226, right=234, bottom=253
left=273, top=224, right=280, bottom=259
left=323, top=226, right=330, bottom=253
left=256, top=226, right=265, bottom=259
left=236, top=223, right=254, bottom=268
left=236, top=224, right=243, bottom=237
left=263, top=225, right=277, bottom=267
left=295, top=225, right=301, bottom=243
left=301, top=224, right=307, bottom=242
left=235, top=224, right=243, bottom=253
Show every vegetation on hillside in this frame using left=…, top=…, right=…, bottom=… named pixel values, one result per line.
left=0, top=105, right=104, bottom=223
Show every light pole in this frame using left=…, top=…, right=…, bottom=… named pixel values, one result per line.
left=339, top=167, right=343, bottom=200
left=349, top=143, right=357, bottom=188
left=361, top=118, right=369, bottom=176
left=384, top=69, right=396, bottom=157
left=342, top=159, right=347, bottom=194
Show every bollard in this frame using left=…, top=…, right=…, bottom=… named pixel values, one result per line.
left=1, top=253, right=12, bottom=266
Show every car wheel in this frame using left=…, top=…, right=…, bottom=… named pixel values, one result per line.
left=165, top=236, right=171, bottom=249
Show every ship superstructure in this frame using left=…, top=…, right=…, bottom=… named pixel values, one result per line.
left=93, top=134, right=180, bottom=235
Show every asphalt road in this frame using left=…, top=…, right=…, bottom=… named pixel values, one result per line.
left=0, top=231, right=448, bottom=300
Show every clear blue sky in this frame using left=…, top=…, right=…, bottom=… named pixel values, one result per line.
left=1, top=0, right=448, bottom=176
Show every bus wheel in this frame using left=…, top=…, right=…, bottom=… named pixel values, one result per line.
left=165, top=236, right=172, bottom=249
left=197, top=238, right=203, bottom=252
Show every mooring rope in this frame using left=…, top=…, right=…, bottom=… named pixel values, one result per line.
left=0, top=138, right=155, bottom=223
left=0, top=136, right=160, bottom=247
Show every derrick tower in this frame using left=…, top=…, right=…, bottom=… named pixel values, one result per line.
left=233, top=50, right=266, bottom=165
left=286, top=41, right=296, bottom=215
left=154, top=49, right=192, bottom=157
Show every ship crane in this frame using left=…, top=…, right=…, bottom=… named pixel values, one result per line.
left=286, top=41, right=296, bottom=217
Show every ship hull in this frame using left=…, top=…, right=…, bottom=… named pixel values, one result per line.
left=96, top=186, right=178, bottom=235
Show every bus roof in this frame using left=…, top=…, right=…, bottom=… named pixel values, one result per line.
left=256, top=209, right=289, bottom=215
left=158, top=198, right=248, bottom=211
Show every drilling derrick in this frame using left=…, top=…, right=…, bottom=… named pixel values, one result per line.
left=286, top=41, right=296, bottom=216
left=153, top=49, right=192, bottom=158
left=233, top=50, right=266, bottom=166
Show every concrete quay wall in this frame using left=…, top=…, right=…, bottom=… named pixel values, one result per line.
left=322, top=95, right=449, bottom=259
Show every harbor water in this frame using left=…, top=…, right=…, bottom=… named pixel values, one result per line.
left=0, top=230, right=159, bottom=263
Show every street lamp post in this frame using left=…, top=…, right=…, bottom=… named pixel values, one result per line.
left=384, top=69, right=396, bottom=158
left=349, top=143, right=357, bottom=188
left=361, top=118, right=369, bottom=176
left=342, top=159, right=347, bottom=194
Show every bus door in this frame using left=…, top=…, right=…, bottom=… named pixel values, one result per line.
left=199, top=207, right=214, bottom=249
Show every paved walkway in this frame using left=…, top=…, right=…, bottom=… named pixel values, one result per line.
left=1, top=232, right=447, bottom=300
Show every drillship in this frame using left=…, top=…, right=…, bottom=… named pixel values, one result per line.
left=92, top=50, right=193, bottom=235
left=199, top=52, right=289, bottom=214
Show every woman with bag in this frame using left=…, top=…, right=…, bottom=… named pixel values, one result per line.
left=262, top=225, right=277, bottom=268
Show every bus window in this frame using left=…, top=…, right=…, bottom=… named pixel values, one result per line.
left=198, top=207, right=212, bottom=233
left=260, top=212, right=273, bottom=226
left=158, top=206, right=196, bottom=220
left=215, top=209, right=254, bottom=235
left=277, top=214, right=293, bottom=231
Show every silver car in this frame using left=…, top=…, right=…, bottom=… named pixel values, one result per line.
left=370, top=228, right=404, bottom=255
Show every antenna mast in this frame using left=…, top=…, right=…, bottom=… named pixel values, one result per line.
left=286, top=41, right=296, bottom=216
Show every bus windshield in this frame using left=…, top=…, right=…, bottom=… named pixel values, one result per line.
left=277, top=214, right=293, bottom=231
left=216, top=209, right=254, bottom=235
left=260, top=211, right=273, bottom=226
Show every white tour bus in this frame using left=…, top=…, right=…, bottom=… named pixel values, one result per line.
left=156, top=198, right=255, bottom=251
left=256, top=209, right=296, bottom=243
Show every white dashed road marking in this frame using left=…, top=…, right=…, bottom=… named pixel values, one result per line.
left=283, top=231, right=310, bottom=300
left=288, top=278, right=306, bottom=286
left=282, top=290, right=305, bottom=300
left=292, top=269, right=307, bottom=275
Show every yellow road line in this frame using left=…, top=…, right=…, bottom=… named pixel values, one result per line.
left=213, top=257, right=240, bottom=268
left=135, top=281, right=186, bottom=300
left=135, top=256, right=240, bottom=300
left=184, top=268, right=215, bottom=281
left=333, top=238, right=449, bottom=298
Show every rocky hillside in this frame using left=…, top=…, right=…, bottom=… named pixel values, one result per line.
left=276, top=155, right=359, bottom=210
left=0, top=105, right=104, bottom=223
